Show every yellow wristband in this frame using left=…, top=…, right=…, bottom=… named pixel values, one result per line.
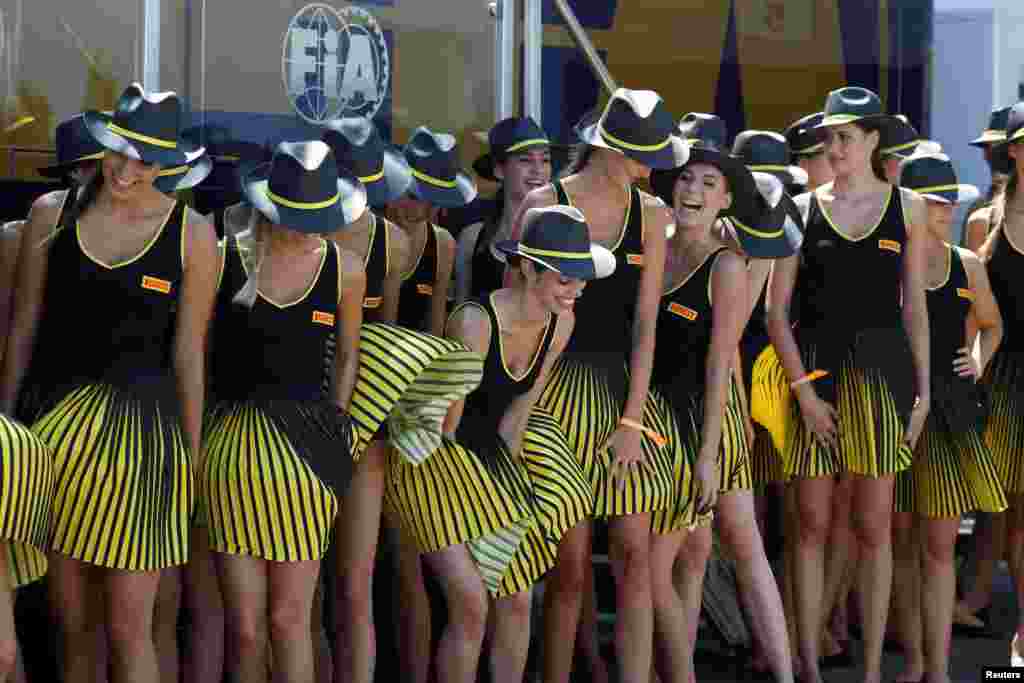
left=620, top=418, right=668, bottom=449
left=790, top=369, right=829, bottom=389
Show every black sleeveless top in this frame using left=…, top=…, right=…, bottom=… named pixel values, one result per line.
left=928, top=246, right=972, bottom=372
left=553, top=179, right=645, bottom=360
left=29, top=195, right=187, bottom=400
left=987, top=224, right=1024, bottom=351
left=470, top=223, right=506, bottom=298
left=653, top=248, right=728, bottom=404
left=212, top=238, right=340, bottom=402
left=397, top=224, right=440, bottom=331
left=454, top=294, right=556, bottom=459
left=362, top=212, right=390, bottom=311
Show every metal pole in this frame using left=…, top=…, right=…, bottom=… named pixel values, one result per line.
left=523, top=0, right=542, bottom=124
left=142, top=0, right=161, bottom=91
left=492, top=0, right=515, bottom=121
left=551, top=0, right=617, bottom=95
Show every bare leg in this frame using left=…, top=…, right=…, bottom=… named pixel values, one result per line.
left=577, top=559, right=610, bottom=683
left=268, top=559, right=321, bottom=683
left=183, top=527, right=226, bottom=683
left=50, top=555, right=105, bottom=683
left=543, top=521, right=591, bottom=683
left=334, top=441, right=386, bottom=683
left=920, top=516, right=959, bottom=683
left=781, top=485, right=800, bottom=675
left=422, top=545, right=489, bottom=683
left=959, top=511, right=1004, bottom=616
left=310, top=580, right=332, bottom=683
left=718, top=490, right=794, bottom=683
left=393, top=524, right=432, bottom=683
left=650, top=529, right=687, bottom=683
left=792, top=476, right=835, bottom=683
left=608, top=513, right=654, bottom=683
left=153, top=568, right=181, bottom=683
left=218, top=553, right=269, bottom=683
left=0, top=546, right=18, bottom=681
left=821, top=476, right=854, bottom=656
left=674, top=525, right=711, bottom=683
left=104, top=568, right=163, bottom=683
left=490, top=589, right=532, bottom=683
left=850, top=473, right=896, bottom=683
left=891, top=511, right=922, bottom=682
left=1006, top=497, right=1024, bottom=658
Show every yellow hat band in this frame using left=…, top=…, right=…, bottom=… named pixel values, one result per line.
left=505, top=138, right=550, bottom=153
left=158, top=165, right=189, bottom=177
left=731, top=216, right=784, bottom=240
left=600, top=125, right=672, bottom=152
left=107, top=122, right=178, bottom=149
left=412, top=168, right=458, bottom=189
left=358, top=168, right=385, bottom=184
left=266, top=188, right=340, bottom=210
left=747, top=164, right=791, bottom=172
left=520, top=245, right=592, bottom=260
left=910, top=183, right=959, bottom=194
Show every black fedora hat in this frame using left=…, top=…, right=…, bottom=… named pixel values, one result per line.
left=322, top=117, right=412, bottom=206
left=879, top=115, right=921, bottom=159
left=473, top=117, right=551, bottom=181
left=899, top=152, right=979, bottom=205
left=970, top=105, right=1011, bottom=148
left=726, top=173, right=804, bottom=259
left=38, top=114, right=106, bottom=178
left=816, top=87, right=896, bottom=130
left=578, top=88, right=690, bottom=170
left=83, top=83, right=204, bottom=168
left=783, top=112, right=827, bottom=158
left=650, top=113, right=754, bottom=213
left=495, top=205, right=615, bottom=281
left=153, top=153, right=213, bottom=194
left=241, top=141, right=367, bottom=235
left=732, top=130, right=809, bottom=187
left=403, top=127, right=477, bottom=209
left=999, top=102, right=1024, bottom=147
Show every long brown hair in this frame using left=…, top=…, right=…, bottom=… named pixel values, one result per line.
left=851, top=119, right=889, bottom=182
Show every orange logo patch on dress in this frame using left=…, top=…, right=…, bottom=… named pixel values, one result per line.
left=141, top=275, right=171, bottom=294
left=312, top=311, right=336, bottom=326
left=957, top=288, right=975, bottom=301
left=416, top=283, right=433, bottom=295
left=667, top=302, right=698, bottom=320
left=627, top=253, right=644, bottom=266
left=878, top=239, right=902, bottom=254
left=363, top=296, right=383, bottom=309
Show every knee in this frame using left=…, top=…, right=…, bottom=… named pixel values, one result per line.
left=852, top=515, right=890, bottom=550
left=449, top=585, right=488, bottom=642
left=0, top=637, right=16, bottom=677
left=922, top=532, right=956, bottom=567
left=796, top=509, right=830, bottom=546
left=339, top=561, right=375, bottom=608
left=107, top=608, right=152, bottom=651
left=231, top=610, right=269, bottom=656
left=500, top=591, right=532, bottom=624
left=270, top=598, right=310, bottom=644
left=610, top=533, right=652, bottom=582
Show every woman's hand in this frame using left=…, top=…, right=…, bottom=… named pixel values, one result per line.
left=605, top=426, right=645, bottom=490
left=796, top=388, right=838, bottom=451
left=903, top=395, right=930, bottom=450
left=693, top=450, right=719, bottom=515
left=953, top=347, right=981, bottom=382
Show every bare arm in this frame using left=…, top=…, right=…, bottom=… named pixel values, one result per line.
left=0, top=221, right=26, bottom=364
left=429, top=227, right=456, bottom=337
left=454, top=222, right=482, bottom=305
left=373, top=220, right=410, bottom=324
left=174, top=209, right=220, bottom=462
left=961, top=247, right=1002, bottom=375
left=900, top=189, right=931, bottom=446
left=441, top=303, right=492, bottom=436
left=0, top=192, right=66, bottom=413
left=964, top=207, right=993, bottom=253
left=333, top=248, right=367, bottom=411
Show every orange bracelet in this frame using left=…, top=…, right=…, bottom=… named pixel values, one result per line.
left=620, top=418, right=668, bottom=448
left=790, top=369, right=829, bottom=388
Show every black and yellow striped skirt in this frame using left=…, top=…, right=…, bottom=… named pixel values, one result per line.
left=983, top=349, right=1024, bottom=495
left=496, top=409, right=594, bottom=597
left=751, top=344, right=791, bottom=459
left=31, top=383, right=192, bottom=571
left=536, top=355, right=674, bottom=518
left=350, top=323, right=484, bottom=466
left=0, top=415, right=54, bottom=587
left=202, top=401, right=349, bottom=562
left=785, top=354, right=912, bottom=481
left=384, top=436, right=534, bottom=597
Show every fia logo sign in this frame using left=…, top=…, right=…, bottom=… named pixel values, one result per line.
left=282, top=3, right=390, bottom=124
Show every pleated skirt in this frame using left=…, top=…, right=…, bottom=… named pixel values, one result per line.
left=0, top=415, right=54, bottom=587
left=785, top=353, right=912, bottom=480
left=350, top=323, right=484, bottom=466
left=983, top=349, right=1024, bottom=495
left=536, top=355, right=674, bottom=518
left=750, top=344, right=791, bottom=457
left=31, top=383, right=192, bottom=571
left=202, top=402, right=346, bottom=562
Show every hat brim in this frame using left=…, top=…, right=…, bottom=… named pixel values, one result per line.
left=83, top=110, right=205, bottom=167
left=37, top=152, right=105, bottom=179
left=241, top=163, right=368, bottom=235
left=728, top=174, right=804, bottom=259
left=650, top=148, right=756, bottom=215
left=154, top=155, right=213, bottom=194
left=410, top=171, right=477, bottom=209
left=364, top=146, right=414, bottom=206
left=814, top=112, right=897, bottom=130
left=917, top=184, right=981, bottom=206
left=473, top=139, right=552, bottom=182
left=494, top=240, right=615, bottom=281
left=578, top=123, right=690, bottom=170
left=970, top=131, right=1007, bottom=148
left=747, top=164, right=810, bottom=188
